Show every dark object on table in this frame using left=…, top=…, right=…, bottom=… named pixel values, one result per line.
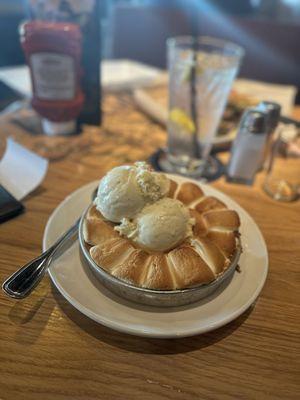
left=79, top=0, right=102, bottom=126
left=0, top=81, right=24, bottom=112
left=0, top=2, right=25, bottom=67
left=0, top=185, right=25, bottom=223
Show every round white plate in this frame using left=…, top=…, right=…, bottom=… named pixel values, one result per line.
left=43, top=176, right=268, bottom=338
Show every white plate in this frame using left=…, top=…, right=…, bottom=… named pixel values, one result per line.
left=43, top=176, right=268, bottom=338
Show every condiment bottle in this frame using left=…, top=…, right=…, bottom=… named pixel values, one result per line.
left=20, top=20, right=84, bottom=135
left=227, top=109, right=268, bottom=185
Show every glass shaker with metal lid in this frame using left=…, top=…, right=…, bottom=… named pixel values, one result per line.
left=227, top=108, right=268, bottom=184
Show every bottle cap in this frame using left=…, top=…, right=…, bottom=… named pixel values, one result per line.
left=42, top=119, right=76, bottom=136
left=258, top=101, right=281, bottom=133
left=242, top=109, right=267, bottom=134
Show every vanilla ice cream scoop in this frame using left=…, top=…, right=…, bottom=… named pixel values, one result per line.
left=123, top=198, right=194, bottom=252
left=95, top=162, right=170, bottom=223
left=134, top=162, right=170, bottom=202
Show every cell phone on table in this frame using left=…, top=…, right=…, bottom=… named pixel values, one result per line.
left=0, top=80, right=24, bottom=112
left=0, top=185, right=25, bottom=223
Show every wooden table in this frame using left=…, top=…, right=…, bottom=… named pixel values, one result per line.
left=0, top=95, right=299, bottom=400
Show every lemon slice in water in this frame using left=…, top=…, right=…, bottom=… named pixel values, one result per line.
left=169, top=108, right=195, bottom=134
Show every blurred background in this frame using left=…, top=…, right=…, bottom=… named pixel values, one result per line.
left=1, top=0, right=299, bottom=101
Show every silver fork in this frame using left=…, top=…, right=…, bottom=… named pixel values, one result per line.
left=2, top=188, right=97, bottom=299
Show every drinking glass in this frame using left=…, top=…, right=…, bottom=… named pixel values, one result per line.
left=263, top=130, right=300, bottom=202
left=165, top=36, right=244, bottom=178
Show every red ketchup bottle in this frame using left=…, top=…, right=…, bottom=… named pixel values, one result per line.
left=20, top=21, right=84, bottom=135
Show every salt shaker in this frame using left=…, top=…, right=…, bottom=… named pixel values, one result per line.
left=227, top=109, right=268, bottom=185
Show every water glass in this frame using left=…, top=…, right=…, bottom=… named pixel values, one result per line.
left=166, top=36, right=244, bottom=178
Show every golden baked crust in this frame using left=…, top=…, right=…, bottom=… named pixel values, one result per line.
left=83, top=205, right=119, bottom=246
left=83, top=179, right=241, bottom=290
left=168, top=244, right=215, bottom=287
left=206, top=231, right=237, bottom=258
left=194, top=196, right=226, bottom=214
left=168, top=179, right=178, bottom=198
left=202, top=209, right=240, bottom=231
left=176, top=182, right=204, bottom=205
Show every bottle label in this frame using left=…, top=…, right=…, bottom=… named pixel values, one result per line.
left=30, top=52, right=75, bottom=100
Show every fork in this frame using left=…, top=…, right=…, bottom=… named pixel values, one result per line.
left=2, top=188, right=97, bottom=299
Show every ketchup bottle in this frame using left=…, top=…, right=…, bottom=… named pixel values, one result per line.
left=20, top=20, right=84, bottom=135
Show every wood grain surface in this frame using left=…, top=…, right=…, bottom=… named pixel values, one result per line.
left=0, top=95, right=299, bottom=400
